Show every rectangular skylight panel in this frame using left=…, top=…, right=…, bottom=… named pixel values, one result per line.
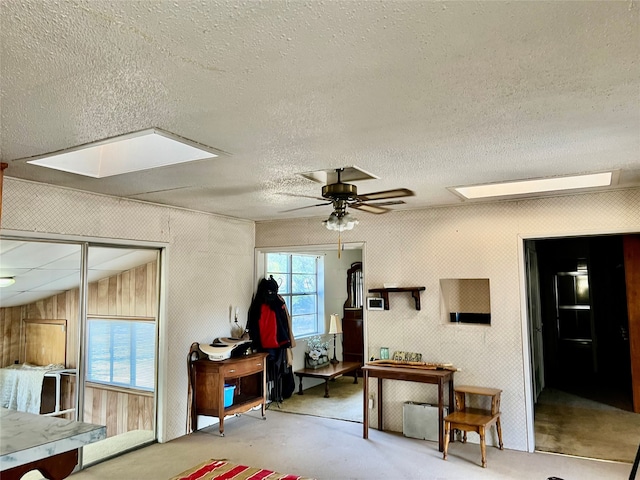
left=454, top=172, right=613, bottom=199
left=27, top=129, right=218, bottom=178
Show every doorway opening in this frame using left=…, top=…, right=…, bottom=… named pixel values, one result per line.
left=254, top=243, right=364, bottom=423
left=525, top=234, right=640, bottom=463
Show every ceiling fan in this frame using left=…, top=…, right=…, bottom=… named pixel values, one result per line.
left=285, top=168, right=415, bottom=219
left=288, top=167, right=414, bottom=256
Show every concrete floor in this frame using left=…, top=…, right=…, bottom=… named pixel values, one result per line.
left=68, top=409, right=633, bottom=480
left=535, top=387, right=640, bottom=463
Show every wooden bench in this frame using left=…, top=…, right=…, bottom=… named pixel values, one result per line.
left=443, top=385, right=503, bottom=468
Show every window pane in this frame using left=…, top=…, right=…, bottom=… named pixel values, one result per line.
left=265, top=253, right=323, bottom=337
left=293, top=314, right=316, bottom=337
left=292, top=255, right=315, bottom=273
left=87, top=321, right=111, bottom=383
left=292, top=294, right=316, bottom=315
left=87, top=318, right=155, bottom=390
left=283, top=296, right=291, bottom=314
left=112, top=322, right=131, bottom=385
left=267, top=253, right=289, bottom=274
left=135, top=323, right=156, bottom=389
left=292, top=273, right=315, bottom=294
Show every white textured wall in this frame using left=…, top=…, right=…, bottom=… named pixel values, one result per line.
left=256, top=188, right=640, bottom=452
left=1, top=178, right=255, bottom=442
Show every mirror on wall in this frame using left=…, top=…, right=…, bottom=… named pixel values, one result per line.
left=440, top=278, right=491, bottom=325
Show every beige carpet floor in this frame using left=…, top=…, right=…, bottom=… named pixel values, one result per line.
left=69, top=410, right=633, bottom=480
left=535, top=388, right=640, bottom=463
left=272, top=375, right=362, bottom=423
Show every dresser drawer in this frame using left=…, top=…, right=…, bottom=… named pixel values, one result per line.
left=223, top=355, right=266, bottom=378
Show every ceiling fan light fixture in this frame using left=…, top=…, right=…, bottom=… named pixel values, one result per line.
left=323, top=212, right=359, bottom=232
left=0, top=277, right=16, bottom=287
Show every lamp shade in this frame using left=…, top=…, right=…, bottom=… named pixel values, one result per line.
left=323, top=212, right=358, bottom=232
left=328, top=314, right=342, bottom=334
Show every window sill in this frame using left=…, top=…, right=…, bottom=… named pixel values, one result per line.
left=85, top=382, right=153, bottom=397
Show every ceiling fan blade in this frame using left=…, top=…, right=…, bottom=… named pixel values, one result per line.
left=350, top=203, right=391, bottom=214
left=280, top=202, right=331, bottom=213
left=357, top=188, right=414, bottom=201
left=366, top=200, right=406, bottom=207
left=278, top=193, right=326, bottom=201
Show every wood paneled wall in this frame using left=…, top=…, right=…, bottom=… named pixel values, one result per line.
left=88, top=262, right=157, bottom=317
left=84, top=386, right=154, bottom=436
left=0, top=259, right=157, bottom=436
left=1, top=306, right=22, bottom=366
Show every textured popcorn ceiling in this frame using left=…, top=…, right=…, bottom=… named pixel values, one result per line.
left=1, top=1, right=638, bottom=221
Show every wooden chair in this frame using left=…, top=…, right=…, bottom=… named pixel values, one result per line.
left=443, top=385, right=503, bottom=468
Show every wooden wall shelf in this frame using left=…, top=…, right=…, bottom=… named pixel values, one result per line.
left=368, top=287, right=426, bottom=310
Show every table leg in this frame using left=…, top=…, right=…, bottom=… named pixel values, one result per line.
left=448, top=377, right=455, bottom=442
left=438, top=380, right=444, bottom=452
left=324, top=379, right=330, bottom=398
left=363, top=370, right=369, bottom=439
left=297, top=375, right=304, bottom=395
left=377, top=377, right=383, bottom=431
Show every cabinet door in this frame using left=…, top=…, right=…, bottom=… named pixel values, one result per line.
left=343, top=309, right=363, bottom=365
left=194, top=362, right=224, bottom=414
left=555, top=271, right=596, bottom=374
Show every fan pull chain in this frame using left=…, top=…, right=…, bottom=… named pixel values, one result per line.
left=338, top=231, right=342, bottom=259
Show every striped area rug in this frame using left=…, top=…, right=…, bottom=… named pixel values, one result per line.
left=170, top=459, right=314, bottom=480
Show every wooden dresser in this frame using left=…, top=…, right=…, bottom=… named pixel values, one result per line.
left=191, top=352, right=268, bottom=436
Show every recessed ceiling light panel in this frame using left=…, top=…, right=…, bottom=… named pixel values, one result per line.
left=299, top=166, right=379, bottom=184
left=26, top=128, right=223, bottom=178
left=452, top=172, right=615, bottom=200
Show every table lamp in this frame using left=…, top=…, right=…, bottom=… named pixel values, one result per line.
left=329, top=313, right=342, bottom=364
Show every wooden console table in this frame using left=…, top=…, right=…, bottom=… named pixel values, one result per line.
left=190, top=353, right=268, bottom=436
left=295, top=361, right=360, bottom=398
left=362, top=364, right=454, bottom=452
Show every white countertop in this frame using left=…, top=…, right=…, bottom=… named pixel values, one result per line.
left=0, top=407, right=106, bottom=471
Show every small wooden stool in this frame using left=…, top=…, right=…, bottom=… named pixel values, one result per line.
left=443, top=385, right=503, bottom=468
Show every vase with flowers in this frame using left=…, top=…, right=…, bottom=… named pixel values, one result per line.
left=305, top=335, right=331, bottom=369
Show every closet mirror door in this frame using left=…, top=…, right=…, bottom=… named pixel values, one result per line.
left=80, top=246, right=159, bottom=467
left=0, top=238, right=81, bottom=421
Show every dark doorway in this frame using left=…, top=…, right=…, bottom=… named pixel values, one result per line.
left=529, top=234, right=640, bottom=463
left=535, top=234, right=632, bottom=411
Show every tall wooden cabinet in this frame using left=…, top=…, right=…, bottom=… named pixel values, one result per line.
left=343, top=262, right=364, bottom=371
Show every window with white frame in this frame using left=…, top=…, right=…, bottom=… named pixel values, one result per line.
left=265, top=253, right=324, bottom=337
left=86, top=316, right=156, bottom=391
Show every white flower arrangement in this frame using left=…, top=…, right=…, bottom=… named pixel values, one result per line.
left=305, top=335, right=330, bottom=360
